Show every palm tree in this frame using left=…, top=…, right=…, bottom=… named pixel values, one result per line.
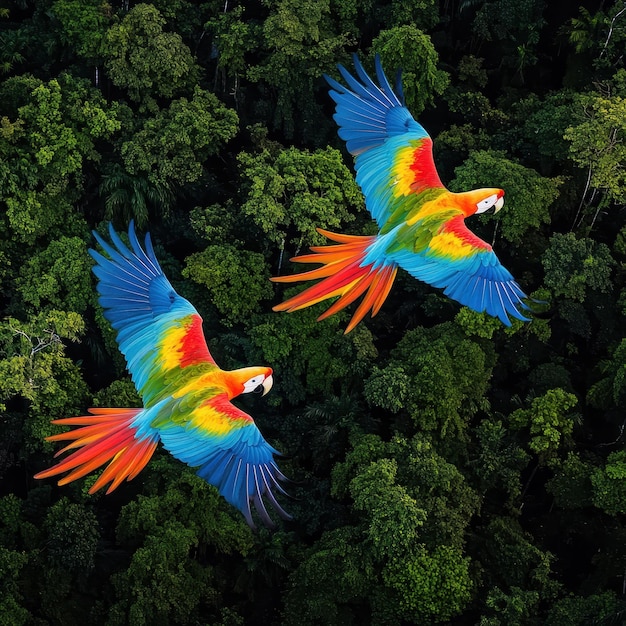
left=302, top=393, right=373, bottom=472
left=234, top=531, right=292, bottom=601
left=568, top=7, right=608, bottom=54
left=0, top=28, right=27, bottom=74
left=98, top=163, right=174, bottom=227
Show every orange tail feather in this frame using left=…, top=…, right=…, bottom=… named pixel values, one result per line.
left=271, top=229, right=397, bottom=333
left=34, top=408, right=158, bottom=495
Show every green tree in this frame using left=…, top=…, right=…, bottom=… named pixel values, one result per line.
left=542, top=232, right=614, bottom=302
left=282, top=526, right=369, bottom=625
left=365, top=323, right=495, bottom=439
left=382, top=544, right=473, bottom=623
left=102, top=3, right=199, bottom=106
left=564, top=91, right=626, bottom=227
left=43, top=498, right=99, bottom=575
left=51, top=0, right=112, bottom=60
left=0, top=547, right=30, bottom=626
left=284, top=433, right=479, bottom=624
left=247, top=0, right=352, bottom=139
left=0, top=495, right=32, bottom=625
left=371, top=25, right=449, bottom=117
left=236, top=144, right=362, bottom=251
left=479, top=586, right=541, bottom=626
left=385, top=0, right=438, bottom=30
left=468, top=418, right=530, bottom=508
left=247, top=307, right=376, bottom=404
left=545, top=592, right=625, bottom=626
left=475, top=516, right=560, bottom=623
left=463, top=0, right=545, bottom=84
left=509, top=388, right=578, bottom=460
left=109, top=470, right=254, bottom=625
left=0, top=74, right=120, bottom=241
left=568, top=6, right=610, bottom=54
left=567, top=3, right=626, bottom=68
left=183, top=244, right=273, bottom=326
left=546, top=452, right=594, bottom=510
left=471, top=0, right=545, bottom=44
left=99, top=162, right=174, bottom=227
left=591, top=450, right=626, bottom=515
left=16, top=236, right=93, bottom=314
left=0, top=24, right=27, bottom=76
left=349, top=457, right=426, bottom=559
left=0, top=311, right=88, bottom=449
left=109, top=522, right=215, bottom=626
left=206, top=5, right=261, bottom=85
left=508, top=90, right=582, bottom=172
left=334, top=434, right=481, bottom=550
left=120, top=86, right=238, bottom=187
left=587, top=336, right=626, bottom=412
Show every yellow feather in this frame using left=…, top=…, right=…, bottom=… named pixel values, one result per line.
left=428, top=232, right=473, bottom=260
left=158, top=323, right=187, bottom=370
left=391, top=145, right=419, bottom=197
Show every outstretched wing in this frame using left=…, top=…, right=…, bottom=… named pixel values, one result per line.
left=90, top=222, right=216, bottom=406
left=155, top=392, right=291, bottom=529
left=325, top=54, right=445, bottom=229
left=389, top=214, right=531, bottom=325
left=326, top=56, right=531, bottom=325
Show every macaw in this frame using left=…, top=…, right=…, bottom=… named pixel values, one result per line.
left=272, top=55, right=532, bottom=333
left=35, top=223, right=290, bottom=529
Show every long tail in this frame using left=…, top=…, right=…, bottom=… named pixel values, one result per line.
left=34, top=408, right=159, bottom=494
left=271, top=228, right=397, bottom=333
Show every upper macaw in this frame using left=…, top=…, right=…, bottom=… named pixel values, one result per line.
left=272, top=55, right=532, bottom=333
left=35, top=223, right=290, bottom=529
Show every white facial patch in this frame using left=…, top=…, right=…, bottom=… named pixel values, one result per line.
left=243, top=375, right=265, bottom=393
left=243, top=374, right=274, bottom=396
left=475, top=193, right=500, bottom=214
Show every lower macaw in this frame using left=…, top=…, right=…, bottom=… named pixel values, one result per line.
left=35, top=222, right=290, bottom=529
left=272, top=55, right=532, bottom=332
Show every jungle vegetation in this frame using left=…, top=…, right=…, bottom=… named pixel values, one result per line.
left=1, top=1, right=626, bottom=624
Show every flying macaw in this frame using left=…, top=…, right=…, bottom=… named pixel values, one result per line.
left=272, top=55, right=532, bottom=333
left=35, top=223, right=290, bottom=529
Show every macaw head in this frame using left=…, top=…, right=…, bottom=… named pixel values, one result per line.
left=229, top=366, right=274, bottom=398
left=458, top=188, right=505, bottom=217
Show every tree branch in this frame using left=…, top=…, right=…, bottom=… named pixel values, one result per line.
left=600, top=2, right=626, bottom=59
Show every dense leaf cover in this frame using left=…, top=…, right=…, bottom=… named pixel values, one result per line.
left=1, top=1, right=626, bottom=624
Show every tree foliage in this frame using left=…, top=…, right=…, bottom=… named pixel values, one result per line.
left=542, top=232, right=614, bottom=302
left=565, top=92, right=626, bottom=206
left=371, top=25, right=449, bottom=116
left=102, top=3, right=198, bottom=105
left=1, top=1, right=626, bottom=624
left=237, top=143, right=362, bottom=249
left=0, top=74, right=119, bottom=241
left=121, top=86, right=239, bottom=187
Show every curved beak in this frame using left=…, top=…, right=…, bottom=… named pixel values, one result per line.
left=261, top=374, right=273, bottom=397
left=494, top=196, right=504, bottom=213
